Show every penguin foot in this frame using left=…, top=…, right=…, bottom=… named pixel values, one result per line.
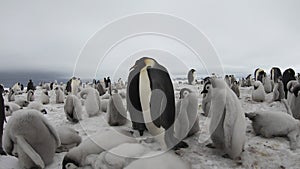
left=0, top=148, right=7, bottom=156
left=173, top=141, right=189, bottom=150
left=205, top=143, right=216, bottom=149
left=138, top=130, right=144, bottom=136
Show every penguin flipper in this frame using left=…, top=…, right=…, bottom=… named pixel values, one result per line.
left=15, top=135, right=45, bottom=168
left=150, top=89, right=164, bottom=128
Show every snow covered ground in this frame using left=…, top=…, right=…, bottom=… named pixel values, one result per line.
left=1, top=82, right=300, bottom=169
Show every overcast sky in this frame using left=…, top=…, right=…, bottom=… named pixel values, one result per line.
left=0, top=0, right=299, bottom=81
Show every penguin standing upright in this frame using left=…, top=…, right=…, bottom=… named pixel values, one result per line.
left=187, top=69, right=196, bottom=85
left=207, top=78, right=246, bottom=159
left=282, top=68, right=296, bottom=99
left=231, top=81, right=240, bottom=98
left=127, top=57, right=188, bottom=150
left=273, top=77, right=285, bottom=101
left=290, top=84, right=300, bottom=119
left=0, top=84, right=6, bottom=155
left=270, top=67, right=282, bottom=83
left=201, top=80, right=212, bottom=117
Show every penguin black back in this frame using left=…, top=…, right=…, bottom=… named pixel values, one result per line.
left=282, top=68, right=296, bottom=98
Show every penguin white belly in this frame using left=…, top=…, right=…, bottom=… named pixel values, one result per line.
left=139, top=68, right=165, bottom=148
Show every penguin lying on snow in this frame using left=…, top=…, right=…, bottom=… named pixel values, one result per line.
left=79, top=88, right=101, bottom=117
left=174, top=88, right=199, bottom=140
left=56, top=126, right=81, bottom=153
left=4, top=102, right=22, bottom=116
left=14, top=99, right=29, bottom=108
left=89, top=143, right=151, bottom=169
left=3, top=109, right=61, bottom=169
left=107, top=90, right=127, bottom=126
left=62, top=128, right=136, bottom=169
left=28, top=102, right=47, bottom=114
left=246, top=111, right=300, bottom=150
left=64, top=95, right=83, bottom=123
left=207, top=78, right=246, bottom=159
left=124, top=151, right=191, bottom=169
left=127, top=57, right=188, bottom=150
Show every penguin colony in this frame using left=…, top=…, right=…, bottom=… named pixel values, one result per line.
left=1, top=60, right=300, bottom=169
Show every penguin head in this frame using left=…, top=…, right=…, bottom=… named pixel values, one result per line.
left=292, top=84, right=300, bottom=97
left=201, top=81, right=211, bottom=94
left=129, top=57, right=156, bottom=71
left=41, top=109, right=47, bottom=114
left=62, top=156, right=80, bottom=169
left=253, top=81, right=262, bottom=90
left=179, top=88, right=192, bottom=99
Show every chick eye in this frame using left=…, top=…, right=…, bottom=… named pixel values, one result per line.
left=206, top=86, right=210, bottom=90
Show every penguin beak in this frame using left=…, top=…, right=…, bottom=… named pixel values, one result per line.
left=129, top=65, right=137, bottom=71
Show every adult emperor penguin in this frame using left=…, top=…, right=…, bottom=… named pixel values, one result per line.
left=290, top=84, right=300, bottom=119
left=201, top=80, right=212, bottom=117
left=3, top=109, right=61, bottom=168
left=27, top=89, right=35, bottom=102
left=55, top=86, right=64, bottom=104
left=0, top=84, right=6, bottom=155
left=107, top=90, right=127, bottom=126
left=270, top=67, right=282, bottom=83
left=64, top=95, right=83, bottom=123
left=127, top=57, right=188, bottom=150
left=282, top=68, right=296, bottom=98
left=254, top=68, right=266, bottom=83
left=40, top=90, right=50, bottom=104
left=252, top=81, right=266, bottom=102
left=187, top=69, right=196, bottom=85
left=207, top=78, right=246, bottom=159
left=174, top=88, right=199, bottom=140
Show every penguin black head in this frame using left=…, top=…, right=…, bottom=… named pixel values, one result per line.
left=292, top=84, right=300, bottom=97
left=179, top=88, right=192, bottom=99
left=201, top=81, right=211, bottom=94
left=62, top=156, right=79, bottom=169
left=41, top=109, right=47, bottom=114
left=129, top=57, right=156, bottom=71
left=4, top=105, right=9, bottom=112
